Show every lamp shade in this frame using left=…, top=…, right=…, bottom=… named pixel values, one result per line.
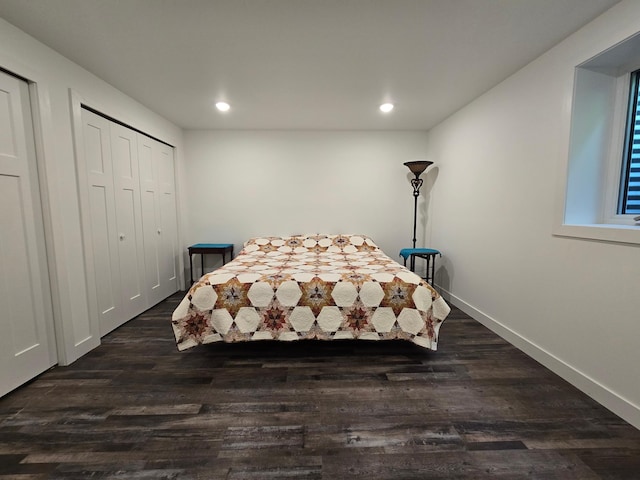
left=403, top=160, right=433, bottom=176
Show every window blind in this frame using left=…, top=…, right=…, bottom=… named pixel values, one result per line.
left=621, top=70, right=640, bottom=214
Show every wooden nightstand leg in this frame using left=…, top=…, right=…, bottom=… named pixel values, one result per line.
left=189, top=252, right=194, bottom=285
left=430, top=255, right=436, bottom=285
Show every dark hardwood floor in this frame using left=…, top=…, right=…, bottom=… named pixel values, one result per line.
left=1, top=292, right=639, bottom=479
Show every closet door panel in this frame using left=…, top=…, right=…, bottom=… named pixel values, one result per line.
left=88, top=186, right=118, bottom=318
left=138, top=134, right=163, bottom=306
left=81, top=111, right=121, bottom=335
left=0, top=177, right=41, bottom=351
left=111, top=124, right=147, bottom=321
left=157, top=142, right=178, bottom=297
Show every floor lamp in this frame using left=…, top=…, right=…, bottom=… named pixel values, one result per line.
left=404, top=160, right=433, bottom=248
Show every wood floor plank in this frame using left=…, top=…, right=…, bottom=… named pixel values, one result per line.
left=1, top=291, right=639, bottom=479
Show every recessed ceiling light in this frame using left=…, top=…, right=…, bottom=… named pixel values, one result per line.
left=215, top=101, right=230, bottom=112
left=379, top=103, right=394, bottom=113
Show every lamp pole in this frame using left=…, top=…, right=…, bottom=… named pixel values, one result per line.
left=410, top=175, right=423, bottom=249
left=403, top=160, right=433, bottom=249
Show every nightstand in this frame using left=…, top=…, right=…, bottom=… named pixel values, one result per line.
left=188, top=243, right=234, bottom=285
left=399, top=248, right=441, bottom=285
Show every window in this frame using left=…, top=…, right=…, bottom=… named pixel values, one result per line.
left=554, top=31, right=640, bottom=245
left=619, top=69, right=640, bottom=214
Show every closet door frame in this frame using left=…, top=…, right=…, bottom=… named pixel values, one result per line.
left=71, top=91, right=180, bottom=341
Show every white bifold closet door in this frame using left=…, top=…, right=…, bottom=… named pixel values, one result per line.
left=157, top=140, right=179, bottom=299
left=82, top=111, right=121, bottom=335
left=138, top=134, right=178, bottom=306
left=0, top=71, right=56, bottom=397
left=110, top=123, right=147, bottom=322
left=81, top=109, right=178, bottom=337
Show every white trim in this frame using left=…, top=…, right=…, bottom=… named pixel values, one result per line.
left=553, top=31, right=640, bottom=244
left=438, top=287, right=640, bottom=431
left=171, top=137, right=186, bottom=292
left=69, top=89, right=102, bottom=350
left=601, top=73, right=630, bottom=223
left=553, top=222, right=640, bottom=244
left=26, top=81, right=59, bottom=367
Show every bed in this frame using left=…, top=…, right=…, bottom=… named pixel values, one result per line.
left=171, top=234, right=450, bottom=351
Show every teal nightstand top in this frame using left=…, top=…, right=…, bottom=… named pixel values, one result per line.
left=189, top=243, right=234, bottom=250
left=399, top=248, right=441, bottom=260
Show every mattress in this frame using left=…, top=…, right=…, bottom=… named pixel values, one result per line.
left=171, top=234, right=450, bottom=351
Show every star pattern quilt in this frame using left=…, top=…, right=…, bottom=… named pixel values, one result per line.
left=171, top=234, right=450, bottom=351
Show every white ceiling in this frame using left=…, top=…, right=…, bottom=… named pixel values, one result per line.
left=0, top=0, right=621, bottom=130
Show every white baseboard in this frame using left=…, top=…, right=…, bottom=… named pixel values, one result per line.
left=438, top=287, right=640, bottom=431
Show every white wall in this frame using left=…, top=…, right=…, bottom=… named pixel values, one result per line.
left=425, top=0, right=640, bottom=428
left=0, top=18, right=185, bottom=364
left=184, top=130, right=432, bottom=275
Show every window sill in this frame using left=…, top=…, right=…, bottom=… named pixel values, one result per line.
left=553, top=223, right=640, bottom=245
